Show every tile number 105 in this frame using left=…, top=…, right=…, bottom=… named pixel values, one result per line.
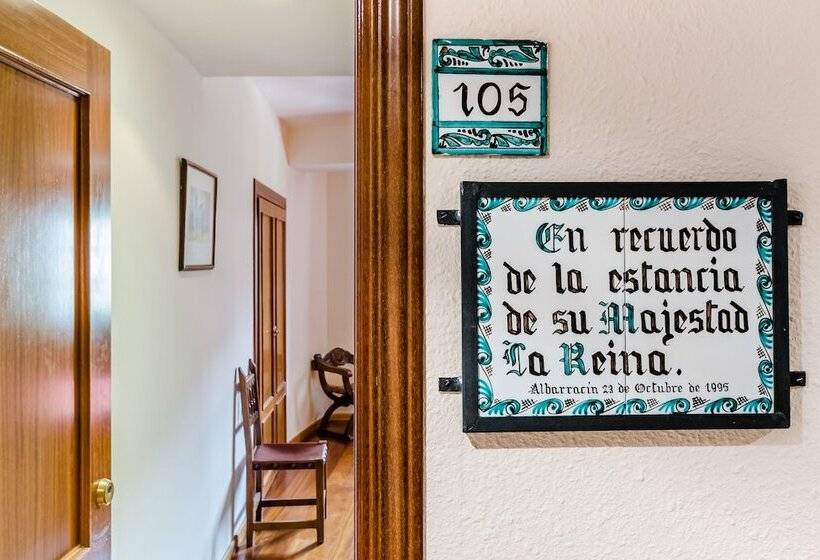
left=453, top=81, right=530, bottom=117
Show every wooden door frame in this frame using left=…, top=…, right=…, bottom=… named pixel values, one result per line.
left=355, top=0, right=425, bottom=558
left=0, top=1, right=111, bottom=557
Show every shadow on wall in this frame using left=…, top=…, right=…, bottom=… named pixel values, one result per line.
left=217, top=370, right=245, bottom=558
left=471, top=221, right=805, bottom=451
left=469, top=429, right=769, bottom=449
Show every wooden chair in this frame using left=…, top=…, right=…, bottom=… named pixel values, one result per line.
left=238, top=361, right=328, bottom=549
left=312, top=348, right=355, bottom=441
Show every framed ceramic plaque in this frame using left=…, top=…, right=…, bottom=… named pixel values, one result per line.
left=432, top=39, right=548, bottom=156
left=461, top=180, right=791, bottom=432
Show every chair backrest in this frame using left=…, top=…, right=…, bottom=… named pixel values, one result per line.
left=312, top=347, right=354, bottom=370
left=238, top=362, right=262, bottom=462
left=312, top=348, right=355, bottom=400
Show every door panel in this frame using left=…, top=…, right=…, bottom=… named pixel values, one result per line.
left=0, top=2, right=111, bottom=558
left=255, top=185, right=286, bottom=446
left=0, top=60, right=81, bottom=560
left=274, top=215, right=287, bottom=443
left=260, top=210, right=274, bottom=442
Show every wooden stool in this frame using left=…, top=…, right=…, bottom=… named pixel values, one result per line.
left=312, top=348, right=354, bottom=441
left=238, top=364, right=328, bottom=549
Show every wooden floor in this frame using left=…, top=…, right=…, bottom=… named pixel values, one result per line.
left=237, top=429, right=353, bottom=560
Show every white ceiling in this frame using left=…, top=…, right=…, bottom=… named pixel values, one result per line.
left=255, top=76, right=353, bottom=117
left=131, top=0, right=354, bottom=76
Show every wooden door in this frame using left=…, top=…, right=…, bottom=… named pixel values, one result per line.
left=0, top=3, right=111, bottom=559
left=254, top=180, right=287, bottom=445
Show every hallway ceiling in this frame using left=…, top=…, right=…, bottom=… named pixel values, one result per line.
left=130, top=0, right=354, bottom=76
left=255, top=76, right=353, bottom=117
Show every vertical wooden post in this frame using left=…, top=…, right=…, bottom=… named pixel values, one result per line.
left=355, top=0, right=425, bottom=558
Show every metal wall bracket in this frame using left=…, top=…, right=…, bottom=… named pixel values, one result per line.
left=437, top=210, right=461, bottom=226
left=788, top=209, right=803, bottom=226
left=786, top=210, right=803, bottom=386
left=438, top=376, right=462, bottom=392
left=790, top=371, right=806, bottom=387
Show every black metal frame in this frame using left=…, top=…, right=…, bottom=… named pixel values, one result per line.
left=461, top=180, right=791, bottom=432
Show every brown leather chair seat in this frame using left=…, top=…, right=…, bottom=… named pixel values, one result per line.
left=253, top=442, right=328, bottom=469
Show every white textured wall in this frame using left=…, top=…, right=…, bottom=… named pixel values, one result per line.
left=34, top=1, right=345, bottom=558
left=282, top=113, right=354, bottom=171
left=326, top=171, right=355, bottom=350
left=287, top=169, right=330, bottom=436
left=287, top=169, right=356, bottom=435
left=425, top=1, right=819, bottom=558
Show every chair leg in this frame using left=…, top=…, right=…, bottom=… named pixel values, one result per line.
left=315, top=461, right=326, bottom=544
left=344, top=413, right=354, bottom=440
left=246, top=526, right=254, bottom=550
left=254, top=469, right=263, bottom=522
left=318, top=401, right=342, bottom=436
left=246, top=469, right=255, bottom=549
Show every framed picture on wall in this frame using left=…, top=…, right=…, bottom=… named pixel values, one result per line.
left=179, top=158, right=218, bottom=270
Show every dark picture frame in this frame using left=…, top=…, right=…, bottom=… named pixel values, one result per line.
left=179, top=158, right=218, bottom=271
left=461, top=180, right=791, bottom=432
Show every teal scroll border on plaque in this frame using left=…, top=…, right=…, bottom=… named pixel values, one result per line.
left=474, top=196, right=775, bottom=419
left=432, top=39, right=548, bottom=156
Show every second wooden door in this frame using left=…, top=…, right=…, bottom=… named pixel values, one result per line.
left=254, top=180, right=287, bottom=445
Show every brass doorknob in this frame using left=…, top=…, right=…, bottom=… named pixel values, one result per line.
left=93, top=478, right=114, bottom=507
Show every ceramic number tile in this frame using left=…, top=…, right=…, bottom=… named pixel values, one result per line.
left=620, top=196, right=773, bottom=417
left=432, top=39, right=548, bottom=156
left=476, top=196, right=628, bottom=418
